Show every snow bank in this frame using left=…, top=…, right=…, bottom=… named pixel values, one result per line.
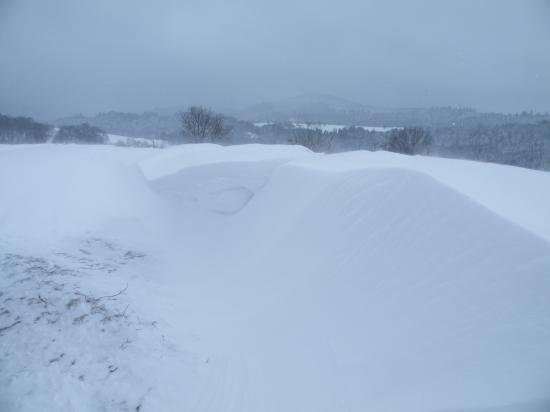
left=0, top=145, right=158, bottom=241
left=290, top=151, right=550, bottom=242
left=140, top=143, right=313, bottom=180
left=137, top=144, right=550, bottom=411
left=1, top=143, right=549, bottom=412
left=142, top=144, right=550, bottom=241
left=220, top=165, right=550, bottom=411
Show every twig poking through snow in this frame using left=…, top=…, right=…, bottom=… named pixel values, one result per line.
left=38, top=294, right=48, bottom=306
left=75, top=284, right=129, bottom=303
left=0, top=320, right=21, bottom=334
left=95, top=284, right=128, bottom=301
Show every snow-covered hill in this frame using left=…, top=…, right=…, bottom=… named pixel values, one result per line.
left=1, top=144, right=549, bottom=412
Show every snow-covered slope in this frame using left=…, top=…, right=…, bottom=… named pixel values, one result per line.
left=1, top=144, right=549, bottom=412
left=253, top=122, right=399, bottom=132
left=107, top=134, right=166, bottom=147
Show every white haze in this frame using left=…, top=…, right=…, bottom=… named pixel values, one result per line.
left=0, top=0, right=549, bottom=118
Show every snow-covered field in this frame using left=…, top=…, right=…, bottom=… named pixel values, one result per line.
left=1, top=143, right=549, bottom=412
left=107, top=134, right=165, bottom=147
left=254, top=122, right=399, bottom=132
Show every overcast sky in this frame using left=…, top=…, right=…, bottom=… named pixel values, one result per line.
left=1, top=0, right=549, bottom=119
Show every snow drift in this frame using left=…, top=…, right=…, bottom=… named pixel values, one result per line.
left=1, top=143, right=549, bottom=412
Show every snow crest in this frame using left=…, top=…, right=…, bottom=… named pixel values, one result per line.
left=1, top=144, right=549, bottom=412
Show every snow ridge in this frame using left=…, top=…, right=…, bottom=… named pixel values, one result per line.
left=1, top=144, right=549, bottom=412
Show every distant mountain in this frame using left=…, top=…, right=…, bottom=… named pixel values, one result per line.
left=236, top=94, right=379, bottom=123
left=236, top=94, right=550, bottom=128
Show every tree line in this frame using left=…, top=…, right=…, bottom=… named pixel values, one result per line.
left=178, top=106, right=432, bottom=155
left=0, top=113, right=107, bottom=144
left=2, top=108, right=549, bottom=171
left=0, top=114, right=51, bottom=144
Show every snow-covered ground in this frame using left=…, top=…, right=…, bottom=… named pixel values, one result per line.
left=1, top=143, right=549, bottom=412
left=107, top=134, right=166, bottom=147
left=254, top=122, right=399, bottom=132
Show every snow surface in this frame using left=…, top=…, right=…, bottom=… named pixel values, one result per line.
left=107, top=134, right=165, bottom=147
left=254, top=122, right=399, bottom=132
left=1, top=143, right=549, bottom=412
left=292, top=122, right=399, bottom=132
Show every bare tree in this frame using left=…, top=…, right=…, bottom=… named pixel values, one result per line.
left=53, top=123, right=107, bottom=144
left=179, top=106, right=231, bottom=143
left=386, top=127, right=432, bottom=155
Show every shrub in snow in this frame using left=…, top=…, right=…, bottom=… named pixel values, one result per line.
left=386, top=127, right=432, bottom=155
left=54, top=123, right=107, bottom=144
left=288, top=127, right=334, bottom=152
left=0, top=113, right=52, bottom=144
left=179, top=105, right=232, bottom=143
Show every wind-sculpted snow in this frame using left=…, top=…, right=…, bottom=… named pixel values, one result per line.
left=0, top=145, right=159, bottom=240
left=0, top=144, right=549, bottom=412
left=290, top=151, right=550, bottom=242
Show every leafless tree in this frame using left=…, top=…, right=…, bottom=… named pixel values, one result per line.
left=53, top=123, right=107, bottom=144
left=179, top=106, right=231, bottom=142
left=288, top=127, right=334, bottom=152
left=386, top=127, right=432, bottom=155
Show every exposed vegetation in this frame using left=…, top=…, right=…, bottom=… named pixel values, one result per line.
left=386, top=127, right=433, bottom=155
left=53, top=123, right=107, bottom=144
left=288, top=128, right=334, bottom=152
left=179, top=106, right=232, bottom=143
left=0, top=114, right=52, bottom=144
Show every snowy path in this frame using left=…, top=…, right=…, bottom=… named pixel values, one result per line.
left=1, top=144, right=550, bottom=411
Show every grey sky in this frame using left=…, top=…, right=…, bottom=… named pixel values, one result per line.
left=1, top=0, right=549, bottom=119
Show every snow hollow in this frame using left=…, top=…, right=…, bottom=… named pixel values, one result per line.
left=1, top=143, right=549, bottom=412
